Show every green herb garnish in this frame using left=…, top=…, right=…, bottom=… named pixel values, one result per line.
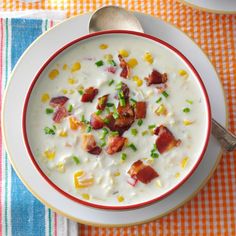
left=96, top=110, right=102, bottom=115
left=121, top=153, right=127, bottom=161
left=103, top=118, right=110, bottom=124
left=119, top=98, right=126, bottom=107
left=108, top=60, right=117, bottom=66
left=162, top=91, right=169, bottom=98
left=137, top=119, right=143, bottom=126
left=106, top=102, right=114, bottom=107
left=45, top=108, right=54, bottom=114
left=156, top=97, right=162, bottom=103
left=105, top=107, right=110, bottom=114
left=131, top=128, right=138, bottom=136
left=44, top=127, right=56, bottom=135
left=86, top=125, right=92, bottom=133
left=68, top=104, right=73, bottom=113
left=142, top=130, right=148, bottom=136
left=72, top=156, right=80, bottom=165
left=116, top=82, right=122, bottom=90
left=183, top=107, right=190, bottom=113
left=130, top=98, right=137, bottom=104
left=100, top=128, right=109, bottom=139
left=150, top=144, right=159, bottom=158
left=108, top=79, right=114, bottom=86
left=186, top=99, right=193, bottom=104
left=128, top=143, right=137, bottom=151
left=78, top=90, right=84, bottom=95
left=100, top=141, right=106, bottom=147
left=148, top=124, right=156, bottom=129
left=95, top=60, right=104, bottom=67
left=110, top=131, right=119, bottom=136
left=113, top=112, right=119, bottom=119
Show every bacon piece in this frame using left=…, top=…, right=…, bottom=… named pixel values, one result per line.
left=50, top=96, right=68, bottom=107
left=107, top=66, right=117, bottom=74
left=53, top=107, right=68, bottom=123
left=81, top=87, right=98, bottom=102
left=81, top=133, right=102, bottom=155
left=90, top=113, right=104, bottom=130
left=96, top=94, right=108, bottom=110
left=135, top=101, right=147, bottom=119
left=106, top=136, right=127, bottom=155
left=118, top=55, right=130, bottom=79
left=154, top=125, right=181, bottom=154
left=145, top=69, right=168, bottom=86
left=128, top=160, right=158, bottom=184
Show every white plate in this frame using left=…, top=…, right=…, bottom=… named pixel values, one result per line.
left=180, top=0, right=236, bottom=14
left=2, top=12, right=226, bottom=227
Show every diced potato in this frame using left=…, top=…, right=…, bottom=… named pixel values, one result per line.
left=119, top=49, right=129, bottom=57
left=82, top=193, right=90, bottom=200
left=49, top=69, right=59, bottom=80
left=41, top=93, right=50, bottom=103
left=181, top=156, right=189, bottom=169
left=117, top=195, right=124, bottom=202
left=99, top=44, right=108, bottom=49
left=43, top=150, right=56, bottom=160
left=127, top=58, right=138, bottom=68
left=183, top=119, right=194, bottom=126
left=143, top=52, right=153, bottom=64
left=71, top=62, right=81, bottom=72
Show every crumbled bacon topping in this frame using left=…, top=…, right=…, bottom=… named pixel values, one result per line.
left=118, top=55, right=130, bottom=79
left=96, top=94, right=109, bottom=110
left=154, top=125, right=181, bottom=154
left=135, top=101, right=147, bottom=119
left=145, top=69, right=168, bottom=86
left=81, top=133, right=102, bottom=155
left=53, top=107, right=68, bottom=123
left=106, top=136, right=127, bottom=155
left=90, top=113, right=104, bottom=130
left=128, top=160, right=159, bottom=184
left=50, top=96, right=69, bottom=107
left=81, top=87, right=98, bottom=102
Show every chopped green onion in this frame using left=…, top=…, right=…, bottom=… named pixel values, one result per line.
left=81, top=114, right=85, bottom=122
left=106, top=102, right=114, bottom=107
left=119, top=98, right=126, bottom=107
left=121, top=153, right=127, bottom=161
left=44, top=127, right=55, bottom=135
left=100, top=128, right=109, bottom=139
left=128, top=143, right=137, bottom=151
left=45, top=108, right=54, bottom=114
left=86, top=125, right=92, bottom=133
left=151, top=153, right=159, bottom=158
left=156, top=97, right=162, bottom=103
left=148, top=124, right=156, bottom=129
left=186, top=99, right=193, bottom=104
left=72, top=156, right=80, bottom=165
left=108, top=60, right=117, bottom=66
left=96, top=110, right=102, bottom=115
left=130, top=98, right=137, bottom=104
left=113, top=112, right=119, bottom=119
left=142, top=130, right=148, bottom=136
left=183, top=107, right=190, bottom=113
left=108, top=79, right=114, bottom=86
left=105, top=107, right=110, bottom=114
left=78, top=90, right=84, bottom=95
left=103, top=118, right=110, bottom=124
left=95, top=60, right=104, bottom=67
left=110, top=131, right=119, bottom=136
left=52, top=125, right=57, bottom=130
left=116, top=82, right=122, bottom=90
left=131, top=128, right=138, bottom=136
left=162, top=91, right=169, bottom=98
left=100, top=141, right=106, bottom=147
left=68, top=104, right=73, bottom=112
left=137, top=119, right=143, bottom=126
left=118, top=91, right=124, bottom=98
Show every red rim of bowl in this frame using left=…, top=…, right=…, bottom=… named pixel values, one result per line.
left=22, top=30, right=211, bottom=211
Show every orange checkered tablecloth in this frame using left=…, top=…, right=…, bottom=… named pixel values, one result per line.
left=1, top=0, right=236, bottom=235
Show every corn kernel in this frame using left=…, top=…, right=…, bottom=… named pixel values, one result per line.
left=99, top=44, right=108, bottom=49
left=119, top=49, right=129, bottom=57
left=43, top=150, right=56, bottom=160
left=117, top=195, right=124, bottom=202
left=68, top=78, right=76, bottom=85
left=178, top=69, right=188, bottom=77
left=74, top=170, right=84, bottom=178
left=127, top=58, right=138, bottom=68
left=104, top=54, right=113, bottom=60
left=71, top=62, right=81, bottom=72
left=41, top=93, right=50, bottom=103
left=143, top=52, right=153, bottom=64
left=69, top=89, right=75, bottom=94
left=136, top=79, right=143, bottom=87
left=56, top=162, right=65, bottom=173
left=114, top=171, right=120, bottom=177
left=175, top=172, right=180, bottom=178
left=59, top=131, right=68, bottom=137
left=63, top=64, right=68, bottom=70
left=181, top=156, right=189, bottom=169
left=82, top=193, right=90, bottom=200
left=132, top=75, right=139, bottom=81
left=183, top=119, right=194, bottom=126
left=49, top=69, right=59, bottom=80
left=146, top=158, right=154, bottom=165
left=61, top=89, right=68, bottom=94
left=156, top=179, right=162, bottom=188
left=155, top=104, right=168, bottom=116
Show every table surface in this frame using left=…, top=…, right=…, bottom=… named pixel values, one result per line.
left=0, top=1, right=235, bottom=236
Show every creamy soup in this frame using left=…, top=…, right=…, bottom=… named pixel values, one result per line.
left=25, top=33, right=209, bottom=207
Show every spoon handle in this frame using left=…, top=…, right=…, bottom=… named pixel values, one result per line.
left=211, top=118, right=236, bottom=152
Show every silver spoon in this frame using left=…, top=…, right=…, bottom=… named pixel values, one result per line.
left=89, top=6, right=236, bottom=152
